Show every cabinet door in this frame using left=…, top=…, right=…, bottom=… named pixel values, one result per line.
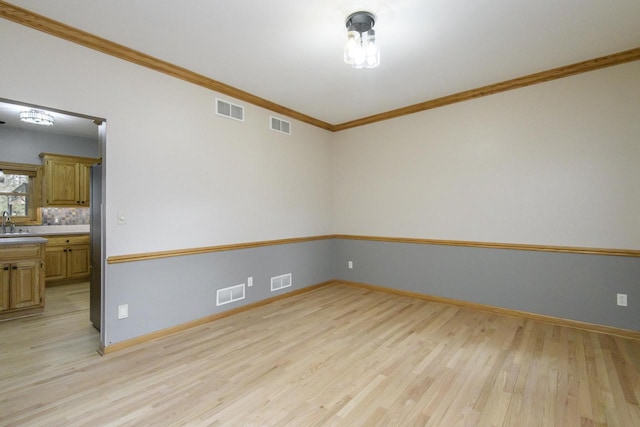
left=45, top=158, right=79, bottom=205
left=79, top=163, right=92, bottom=206
left=44, top=245, right=67, bottom=281
left=0, top=263, right=9, bottom=312
left=10, top=260, right=41, bottom=309
left=67, top=245, right=91, bottom=279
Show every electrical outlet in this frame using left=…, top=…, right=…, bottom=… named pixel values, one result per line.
left=348, top=261, right=353, bottom=269
left=617, top=293, right=628, bottom=307
left=118, top=304, right=129, bottom=319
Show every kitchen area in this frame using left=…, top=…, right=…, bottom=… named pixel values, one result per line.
left=0, top=99, right=102, bottom=330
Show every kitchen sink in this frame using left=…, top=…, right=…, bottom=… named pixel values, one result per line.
left=0, top=231, right=35, bottom=238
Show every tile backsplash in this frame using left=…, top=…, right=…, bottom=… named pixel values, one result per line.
left=41, top=207, right=90, bottom=225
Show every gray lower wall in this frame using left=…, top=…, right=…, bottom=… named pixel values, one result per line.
left=104, top=239, right=336, bottom=345
left=0, top=126, right=99, bottom=164
left=104, top=237, right=639, bottom=346
left=334, top=239, right=639, bottom=331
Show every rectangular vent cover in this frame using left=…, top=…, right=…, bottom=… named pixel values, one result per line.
left=270, top=273, right=292, bottom=292
left=216, top=98, right=244, bottom=121
left=270, top=116, right=291, bottom=135
left=216, top=283, right=245, bottom=306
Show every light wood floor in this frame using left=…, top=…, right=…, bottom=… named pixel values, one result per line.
left=0, top=282, right=638, bottom=426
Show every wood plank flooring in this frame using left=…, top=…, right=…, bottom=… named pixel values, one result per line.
left=0, top=282, right=638, bottom=426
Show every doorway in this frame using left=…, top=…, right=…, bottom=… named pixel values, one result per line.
left=0, top=97, right=106, bottom=351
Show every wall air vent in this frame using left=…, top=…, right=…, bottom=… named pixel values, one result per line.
left=216, top=283, right=245, bottom=306
left=216, top=98, right=244, bottom=121
left=270, top=116, right=291, bottom=135
left=270, top=273, right=292, bottom=292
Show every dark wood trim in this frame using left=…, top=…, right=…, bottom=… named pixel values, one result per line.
left=0, top=1, right=332, bottom=131
left=2, top=1, right=638, bottom=132
left=339, top=280, right=640, bottom=340
left=331, top=47, right=640, bottom=131
left=334, top=234, right=640, bottom=258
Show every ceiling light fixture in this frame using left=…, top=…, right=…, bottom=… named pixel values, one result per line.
left=19, top=109, right=54, bottom=126
left=344, top=11, right=380, bottom=69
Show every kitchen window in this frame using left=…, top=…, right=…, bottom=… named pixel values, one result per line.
left=0, top=162, right=42, bottom=225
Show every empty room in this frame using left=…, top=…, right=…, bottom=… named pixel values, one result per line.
left=0, top=1, right=639, bottom=425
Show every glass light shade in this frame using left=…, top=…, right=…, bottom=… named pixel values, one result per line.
left=19, top=109, right=54, bottom=126
left=344, top=29, right=379, bottom=69
left=363, top=30, right=379, bottom=68
left=344, top=31, right=361, bottom=64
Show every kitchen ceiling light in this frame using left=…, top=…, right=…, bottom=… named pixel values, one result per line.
left=344, top=11, right=379, bottom=69
left=19, top=109, right=54, bottom=126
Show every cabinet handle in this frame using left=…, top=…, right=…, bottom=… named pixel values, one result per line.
left=68, top=249, right=72, bottom=252
left=66, top=240, right=70, bottom=243
left=3, top=266, right=8, bottom=271
left=64, top=249, right=68, bottom=252
left=12, top=266, right=17, bottom=270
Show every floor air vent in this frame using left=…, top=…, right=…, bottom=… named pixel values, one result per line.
left=216, top=283, right=245, bottom=306
left=270, top=273, right=292, bottom=292
left=270, top=116, right=291, bottom=135
left=216, top=98, right=244, bottom=121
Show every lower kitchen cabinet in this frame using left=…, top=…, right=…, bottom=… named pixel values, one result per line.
left=44, top=235, right=90, bottom=283
left=0, top=241, right=46, bottom=319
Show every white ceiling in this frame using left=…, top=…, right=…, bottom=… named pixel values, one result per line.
left=4, top=0, right=640, bottom=125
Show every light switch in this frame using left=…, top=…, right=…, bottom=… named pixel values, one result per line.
left=118, top=304, right=128, bottom=319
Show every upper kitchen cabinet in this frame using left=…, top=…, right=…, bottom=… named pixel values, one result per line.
left=40, top=153, right=100, bottom=207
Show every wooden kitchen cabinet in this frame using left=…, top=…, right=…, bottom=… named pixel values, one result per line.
left=0, top=264, right=9, bottom=311
left=40, top=153, right=100, bottom=207
left=1, top=261, right=41, bottom=310
left=0, top=241, right=46, bottom=320
left=9, top=260, right=41, bottom=308
left=44, top=235, right=91, bottom=283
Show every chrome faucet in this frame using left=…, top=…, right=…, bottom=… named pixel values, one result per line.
left=1, top=211, right=9, bottom=234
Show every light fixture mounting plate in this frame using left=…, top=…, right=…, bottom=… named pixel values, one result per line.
left=346, top=11, right=376, bottom=33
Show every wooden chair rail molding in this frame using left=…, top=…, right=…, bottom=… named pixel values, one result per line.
left=333, top=235, right=640, bottom=258
left=106, top=235, right=335, bottom=264
left=2, top=1, right=639, bottom=132
left=106, top=234, right=640, bottom=264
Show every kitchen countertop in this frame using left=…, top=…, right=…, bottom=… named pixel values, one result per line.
left=0, top=225, right=90, bottom=241
left=1, top=225, right=90, bottom=237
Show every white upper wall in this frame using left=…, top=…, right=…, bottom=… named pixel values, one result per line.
left=0, top=20, right=333, bottom=256
left=2, top=19, right=639, bottom=253
left=333, top=61, right=640, bottom=250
